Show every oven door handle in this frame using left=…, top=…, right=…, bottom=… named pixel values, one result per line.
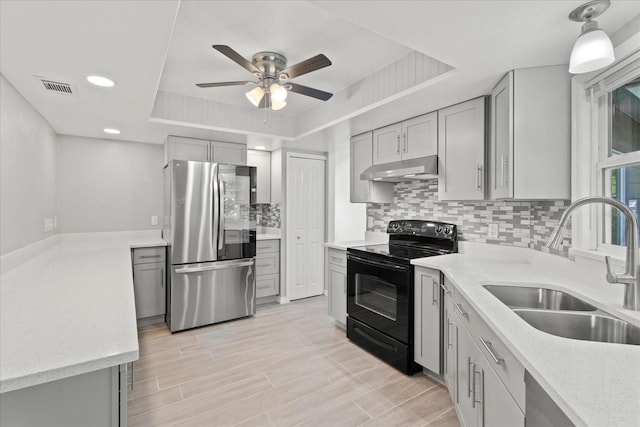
left=347, top=254, right=409, bottom=271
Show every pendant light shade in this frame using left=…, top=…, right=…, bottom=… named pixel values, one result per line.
left=569, top=23, right=615, bottom=74
left=568, top=0, right=615, bottom=74
left=245, top=86, right=264, bottom=107
left=271, top=100, right=287, bottom=110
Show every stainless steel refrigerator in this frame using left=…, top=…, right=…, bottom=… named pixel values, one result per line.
left=163, top=160, right=257, bottom=332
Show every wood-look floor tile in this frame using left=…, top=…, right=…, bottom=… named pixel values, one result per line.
left=296, top=401, right=371, bottom=427
left=264, top=354, right=337, bottom=386
left=127, top=377, right=159, bottom=401
left=135, top=351, right=213, bottom=383
left=424, top=407, right=461, bottom=427
left=127, top=386, right=182, bottom=418
left=353, top=389, right=397, bottom=418
left=128, top=374, right=273, bottom=427
left=362, top=385, right=453, bottom=427
left=173, top=372, right=331, bottom=427
left=233, top=413, right=275, bottom=427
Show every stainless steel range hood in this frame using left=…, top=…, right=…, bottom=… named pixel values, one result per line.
left=360, top=155, right=438, bottom=182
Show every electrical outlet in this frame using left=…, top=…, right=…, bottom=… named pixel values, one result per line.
left=44, top=218, right=54, bottom=232
left=487, top=223, right=499, bottom=239
left=367, top=216, right=374, bottom=228
left=53, top=216, right=57, bottom=229
left=151, top=215, right=159, bottom=226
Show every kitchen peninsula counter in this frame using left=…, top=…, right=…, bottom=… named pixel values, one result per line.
left=0, top=231, right=166, bottom=394
left=412, top=242, right=640, bottom=427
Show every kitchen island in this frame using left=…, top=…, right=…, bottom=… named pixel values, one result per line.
left=0, top=231, right=166, bottom=425
left=412, top=242, right=640, bottom=427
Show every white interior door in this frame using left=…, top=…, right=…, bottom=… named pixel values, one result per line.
left=287, top=155, right=325, bottom=301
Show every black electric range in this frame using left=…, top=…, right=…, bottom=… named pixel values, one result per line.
left=346, top=220, right=458, bottom=374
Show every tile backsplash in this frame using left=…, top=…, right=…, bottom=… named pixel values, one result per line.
left=252, top=203, right=281, bottom=229
left=367, top=181, right=571, bottom=256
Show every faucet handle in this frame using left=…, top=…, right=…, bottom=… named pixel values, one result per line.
left=605, top=256, right=616, bottom=283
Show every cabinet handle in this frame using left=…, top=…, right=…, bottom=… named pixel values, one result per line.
left=454, top=302, right=467, bottom=317
left=468, top=357, right=474, bottom=398
left=447, top=321, right=454, bottom=348
left=432, top=281, right=438, bottom=306
left=476, top=165, right=483, bottom=191
left=139, top=255, right=161, bottom=259
left=440, top=283, right=450, bottom=295
left=160, top=268, right=164, bottom=288
left=403, top=134, right=407, bottom=153
left=396, top=135, right=400, bottom=154
left=501, top=156, right=508, bottom=187
left=479, top=336, right=504, bottom=365
left=473, top=368, right=482, bottom=409
left=127, top=361, right=135, bottom=391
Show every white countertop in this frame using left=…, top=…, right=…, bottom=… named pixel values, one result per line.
left=257, top=233, right=281, bottom=240
left=0, top=231, right=166, bottom=393
left=412, top=243, right=640, bottom=427
left=325, top=231, right=389, bottom=250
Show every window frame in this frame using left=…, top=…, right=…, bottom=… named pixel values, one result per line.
left=572, top=46, right=640, bottom=261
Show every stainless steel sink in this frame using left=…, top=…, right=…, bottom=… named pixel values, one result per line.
left=483, top=285, right=597, bottom=311
left=513, top=310, right=640, bottom=345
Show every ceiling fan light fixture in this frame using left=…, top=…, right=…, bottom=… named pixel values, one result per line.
left=567, top=0, right=615, bottom=74
left=271, top=99, right=287, bottom=111
left=245, top=86, right=264, bottom=107
left=270, top=83, right=288, bottom=102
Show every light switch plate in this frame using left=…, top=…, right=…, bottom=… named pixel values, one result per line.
left=487, top=223, right=499, bottom=239
left=151, top=215, right=159, bottom=226
left=44, top=218, right=54, bottom=232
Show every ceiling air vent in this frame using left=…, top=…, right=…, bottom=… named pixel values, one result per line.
left=34, top=76, right=77, bottom=96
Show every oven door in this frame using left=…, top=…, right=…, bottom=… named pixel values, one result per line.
left=347, top=252, right=411, bottom=343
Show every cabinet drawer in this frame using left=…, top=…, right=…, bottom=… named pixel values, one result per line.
left=256, top=252, right=279, bottom=275
left=327, top=248, right=346, bottom=268
left=256, top=274, right=279, bottom=298
left=475, top=315, right=525, bottom=411
left=256, top=239, right=279, bottom=253
left=132, top=247, right=166, bottom=265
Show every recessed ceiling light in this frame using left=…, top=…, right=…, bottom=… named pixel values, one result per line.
left=103, top=128, right=120, bottom=135
left=255, top=146, right=266, bottom=150
left=87, top=75, right=115, bottom=87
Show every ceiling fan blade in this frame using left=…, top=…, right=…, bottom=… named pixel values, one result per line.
left=279, top=54, right=332, bottom=80
left=212, top=45, right=261, bottom=75
left=287, top=83, right=333, bottom=101
left=196, top=81, right=255, bottom=88
left=258, top=93, right=270, bottom=109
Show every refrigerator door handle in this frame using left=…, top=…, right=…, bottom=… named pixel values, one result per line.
left=175, top=260, right=254, bottom=274
left=218, top=174, right=225, bottom=251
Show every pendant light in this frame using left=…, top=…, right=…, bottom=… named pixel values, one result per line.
left=568, top=0, right=615, bottom=74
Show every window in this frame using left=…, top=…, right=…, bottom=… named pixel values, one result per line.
left=572, top=47, right=640, bottom=258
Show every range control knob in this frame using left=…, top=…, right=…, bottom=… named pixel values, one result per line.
left=436, top=226, right=443, bottom=234
left=443, top=227, right=451, bottom=235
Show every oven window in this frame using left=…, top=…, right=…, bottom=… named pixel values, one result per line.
left=354, top=273, right=397, bottom=320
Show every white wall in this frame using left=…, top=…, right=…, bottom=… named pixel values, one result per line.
left=56, top=135, right=163, bottom=233
left=0, top=74, right=57, bottom=255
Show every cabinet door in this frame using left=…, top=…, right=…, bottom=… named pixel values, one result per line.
left=133, top=262, right=166, bottom=319
left=256, top=274, right=279, bottom=298
left=477, top=351, right=525, bottom=427
left=402, top=112, right=438, bottom=160
left=490, top=71, right=513, bottom=200
left=166, top=136, right=210, bottom=163
left=372, top=123, right=402, bottom=165
left=211, top=141, right=247, bottom=165
left=456, top=318, right=479, bottom=427
left=247, top=150, right=271, bottom=204
left=414, top=268, right=441, bottom=374
left=438, top=97, right=487, bottom=201
left=350, top=132, right=393, bottom=203
left=328, top=263, right=347, bottom=324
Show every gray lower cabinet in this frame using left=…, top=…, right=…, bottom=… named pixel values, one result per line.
left=132, top=247, right=166, bottom=322
left=441, top=277, right=525, bottom=427
left=256, top=239, right=280, bottom=298
left=326, top=248, right=347, bottom=325
left=414, top=266, right=442, bottom=374
left=0, top=364, right=129, bottom=426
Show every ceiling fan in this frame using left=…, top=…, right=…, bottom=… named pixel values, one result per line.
left=196, top=45, right=333, bottom=111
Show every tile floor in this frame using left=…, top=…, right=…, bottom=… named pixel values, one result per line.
left=128, top=296, right=460, bottom=427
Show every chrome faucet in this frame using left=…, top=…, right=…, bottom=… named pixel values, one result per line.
left=546, top=196, right=640, bottom=311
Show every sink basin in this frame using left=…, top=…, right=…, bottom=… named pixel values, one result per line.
left=513, top=310, right=640, bottom=345
left=483, top=285, right=597, bottom=311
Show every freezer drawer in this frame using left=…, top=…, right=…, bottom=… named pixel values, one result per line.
left=168, top=258, right=256, bottom=332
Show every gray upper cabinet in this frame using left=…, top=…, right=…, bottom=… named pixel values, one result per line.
left=372, top=112, right=437, bottom=165
left=164, top=135, right=247, bottom=166
left=247, top=149, right=271, bottom=204
left=350, top=132, right=393, bottom=203
left=489, top=66, right=570, bottom=200
left=438, top=97, right=488, bottom=201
